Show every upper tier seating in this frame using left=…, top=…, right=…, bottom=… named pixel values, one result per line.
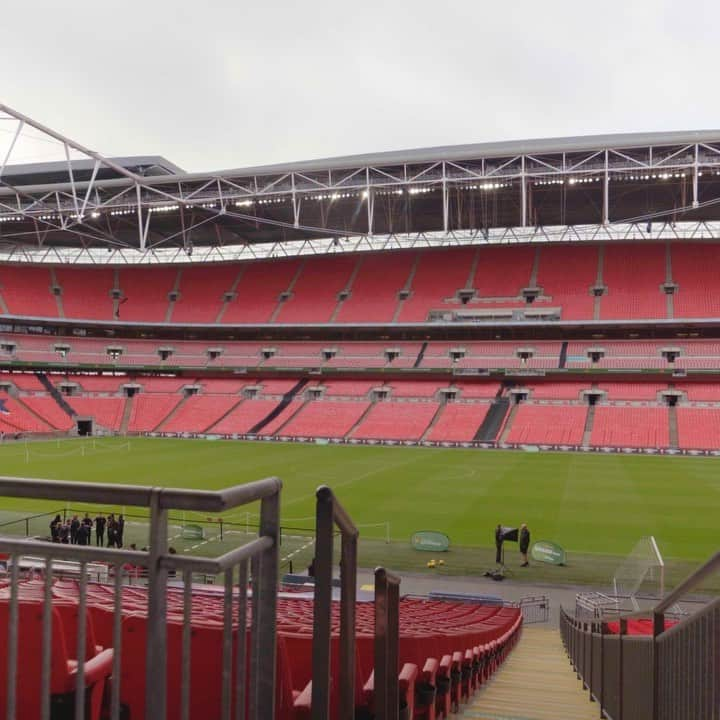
left=472, top=246, right=535, bottom=298
left=600, top=243, right=666, bottom=319
left=222, top=259, right=302, bottom=324
left=335, top=252, right=414, bottom=323
left=505, top=404, right=587, bottom=445
left=274, top=256, right=357, bottom=323
left=425, top=402, right=491, bottom=442
left=0, top=266, right=58, bottom=317
left=55, top=268, right=114, bottom=320
left=172, top=265, right=240, bottom=323
left=590, top=406, right=669, bottom=448
left=535, top=245, right=597, bottom=320
left=397, top=247, right=476, bottom=322
left=118, top=268, right=178, bottom=322
left=672, top=243, right=720, bottom=318
left=676, top=383, right=720, bottom=402
left=350, top=402, right=439, bottom=440
left=4, top=241, right=720, bottom=325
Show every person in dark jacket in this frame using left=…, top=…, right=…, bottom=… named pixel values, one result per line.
left=495, top=524, right=503, bottom=565
left=70, top=515, right=80, bottom=545
left=50, top=515, right=62, bottom=543
left=77, top=522, right=90, bottom=546
left=107, top=514, right=117, bottom=548
left=116, top=514, right=125, bottom=548
left=519, top=523, right=530, bottom=567
left=95, top=513, right=106, bottom=547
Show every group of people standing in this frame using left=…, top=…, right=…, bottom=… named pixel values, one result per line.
left=494, top=523, right=531, bottom=567
left=49, top=512, right=125, bottom=548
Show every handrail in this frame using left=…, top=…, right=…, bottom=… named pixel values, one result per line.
left=374, top=568, right=401, bottom=720
left=0, top=474, right=282, bottom=720
left=311, top=485, right=358, bottom=720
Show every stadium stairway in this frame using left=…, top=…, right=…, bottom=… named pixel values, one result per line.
left=120, top=396, right=134, bottom=434
left=248, top=378, right=309, bottom=434
left=154, top=394, right=190, bottom=431
left=35, top=372, right=76, bottom=419
left=474, top=396, right=510, bottom=442
left=413, top=341, right=428, bottom=368
left=463, top=627, right=597, bottom=720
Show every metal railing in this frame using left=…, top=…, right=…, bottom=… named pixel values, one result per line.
left=0, top=473, right=281, bottom=720
left=560, top=549, right=720, bottom=720
left=311, top=485, right=358, bottom=720
left=374, top=568, right=401, bottom=720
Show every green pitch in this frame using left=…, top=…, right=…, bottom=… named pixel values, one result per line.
left=0, top=437, right=717, bottom=587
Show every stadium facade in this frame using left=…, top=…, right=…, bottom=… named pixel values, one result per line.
left=2, top=105, right=720, bottom=454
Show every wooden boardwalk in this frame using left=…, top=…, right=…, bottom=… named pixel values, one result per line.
left=463, top=627, right=599, bottom=720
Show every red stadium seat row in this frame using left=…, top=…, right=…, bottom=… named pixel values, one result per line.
left=1, top=580, right=521, bottom=720
left=3, top=243, right=720, bottom=324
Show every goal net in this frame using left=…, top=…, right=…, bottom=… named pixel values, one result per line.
left=612, top=536, right=665, bottom=609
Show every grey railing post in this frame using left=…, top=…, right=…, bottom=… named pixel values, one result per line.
left=250, top=489, right=279, bottom=720
left=146, top=488, right=169, bottom=720
left=311, top=487, right=334, bottom=720
left=339, top=523, right=357, bottom=720
left=375, top=568, right=400, bottom=720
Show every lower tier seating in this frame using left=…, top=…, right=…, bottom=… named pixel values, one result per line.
left=505, top=404, right=587, bottom=445
left=350, top=402, right=440, bottom=441
left=2, top=579, right=521, bottom=720
left=590, top=406, right=670, bottom=448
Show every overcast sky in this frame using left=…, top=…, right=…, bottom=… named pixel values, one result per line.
left=2, top=0, right=719, bottom=173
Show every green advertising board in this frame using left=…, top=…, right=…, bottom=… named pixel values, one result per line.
left=531, top=540, right=566, bottom=565
left=181, top=524, right=205, bottom=541
left=411, top=531, right=450, bottom=552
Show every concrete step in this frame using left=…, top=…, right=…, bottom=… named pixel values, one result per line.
left=465, top=627, right=597, bottom=720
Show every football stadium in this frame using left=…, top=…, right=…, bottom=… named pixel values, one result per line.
left=0, top=103, right=718, bottom=719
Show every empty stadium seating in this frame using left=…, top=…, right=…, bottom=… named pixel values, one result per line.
left=505, top=404, right=587, bottom=445
left=1, top=578, right=520, bottom=720
left=600, top=244, right=666, bottom=319
left=351, top=402, right=440, bottom=441
left=280, top=401, right=371, bottom=438
left=590, top=406, right=669, bottom=448
left=676, top=408, right=720, bottom=449
left=425, top=402, right=491, bottom=442
left=535, top=245, right=597, bottom=320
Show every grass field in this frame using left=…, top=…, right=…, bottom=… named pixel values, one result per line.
left=0, top=437, right=717, bottom=589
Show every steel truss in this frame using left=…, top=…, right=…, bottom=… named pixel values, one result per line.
left=2, top=220, right=720, bottom=265
left=2, top=103, right=720, bottom=255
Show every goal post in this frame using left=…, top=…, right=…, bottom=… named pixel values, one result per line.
left=612, top=535, right=665, bottom=608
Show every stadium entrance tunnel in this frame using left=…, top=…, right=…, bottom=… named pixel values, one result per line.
left=77, top=418, right=93, bottom=436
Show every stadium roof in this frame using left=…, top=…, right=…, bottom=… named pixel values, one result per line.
left=3, top=102, right=720, bottom=262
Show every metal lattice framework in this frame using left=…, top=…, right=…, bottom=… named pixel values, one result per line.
left=3, top=103, right=720, bottom=262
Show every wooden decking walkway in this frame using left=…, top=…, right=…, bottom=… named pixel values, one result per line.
left=463, top=627, right=599, bottom=720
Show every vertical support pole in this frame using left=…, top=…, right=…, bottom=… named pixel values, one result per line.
left=521, top=156, right=527, bottom=227
left=311, top=488, right=334, bottom=720
left=250, top=490, right=279, bottom=720
left=339, top=529, right=357, bottom=720
left=442, top=163, right=449, bottom=234
left=375, top=568, right=389, bottom=720
left=603, top=150, right=610, bottom=225
left=291, top=173, right=300, bottom=228
left=693, top=143, right=699, bottom=208
left=235, top=560, right=248, bottom=720
left=146, top=489, right=169, bottom=720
